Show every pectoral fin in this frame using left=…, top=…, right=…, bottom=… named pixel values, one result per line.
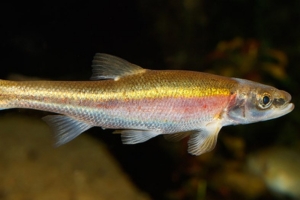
left=43, top=115, right=92, bottom=146
left=187, top=121, right=222, bottom=155
left=120, top=129, right=162, bottom=144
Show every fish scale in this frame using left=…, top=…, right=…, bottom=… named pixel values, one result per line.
left=0, top=53, right=294, bottom=155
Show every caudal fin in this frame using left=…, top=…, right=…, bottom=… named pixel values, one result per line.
left=0, top=79, right=14, bottom=110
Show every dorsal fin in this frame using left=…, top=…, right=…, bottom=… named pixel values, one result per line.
left=91, top=53, right=146, bottom=80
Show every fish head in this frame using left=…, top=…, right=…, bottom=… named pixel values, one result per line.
left=226, top=78, right=294, bottom=125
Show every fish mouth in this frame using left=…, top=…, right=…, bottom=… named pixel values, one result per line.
left=267, top=89, right=294, bottom=120
left=283, top=102, right=295, bottom=113
left=269, top=102, right=294, bottom=120
left=280, top=90, right=294, bottom=113
left=274, top=90, right=294, bottom=112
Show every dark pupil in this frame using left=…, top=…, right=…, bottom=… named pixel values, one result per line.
left=263, top=96, right=270, bottom=105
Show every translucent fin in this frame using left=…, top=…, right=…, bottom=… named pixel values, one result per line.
left=112, top=130, right=122, bottom=134
left=120, top=129, right=162, bottom=144
left=163, top=131, right=193, bottom=142
left=42, top=115, right=92, bottom=146
left=91, top=53, right=146, bottom=80
left=187, top=121, right=222, bottom=156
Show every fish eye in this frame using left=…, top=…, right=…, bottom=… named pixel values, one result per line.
left=258, top=93, right=272, bottom=109
left=263, top=96, right=270, bottom=105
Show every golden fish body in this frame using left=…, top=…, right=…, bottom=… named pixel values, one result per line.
left=0, top=54, right=294, bottom=155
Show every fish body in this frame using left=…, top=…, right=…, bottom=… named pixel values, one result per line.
left=0, top=54, right=294, bottom=155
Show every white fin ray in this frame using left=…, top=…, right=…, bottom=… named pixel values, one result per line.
left=187, top=121, right=222, bottom=155
left=91, top=53, right=146, bottom=80
left=120, top=129, right=162, bottom=144
left=163, top=131, right=194, bottom=142
left=42, top=115, right=92, bottom=146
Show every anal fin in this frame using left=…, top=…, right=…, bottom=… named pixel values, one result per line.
left=188, top=121, right=222, bottom=156
left=42, top=115, right=92, bottom=146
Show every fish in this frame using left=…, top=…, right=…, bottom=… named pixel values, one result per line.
left=0, top=53, right=294, bottom=155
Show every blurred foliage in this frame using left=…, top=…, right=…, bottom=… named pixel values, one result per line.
left=205, top=37, right=288, bottom=81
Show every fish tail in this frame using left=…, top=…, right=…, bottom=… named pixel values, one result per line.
left=0, top=79, right=15, bottom=110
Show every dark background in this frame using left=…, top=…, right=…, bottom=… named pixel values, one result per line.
left=0, top=1, right=299, bottom=199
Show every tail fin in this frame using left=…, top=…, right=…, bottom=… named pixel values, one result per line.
left=0, top=79, right=14, bottom=110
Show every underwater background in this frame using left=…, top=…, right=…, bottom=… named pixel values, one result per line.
left=0, top=0, right=299, bottom=199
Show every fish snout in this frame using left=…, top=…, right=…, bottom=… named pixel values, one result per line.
left=273, top=90, right=292, bottom=108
